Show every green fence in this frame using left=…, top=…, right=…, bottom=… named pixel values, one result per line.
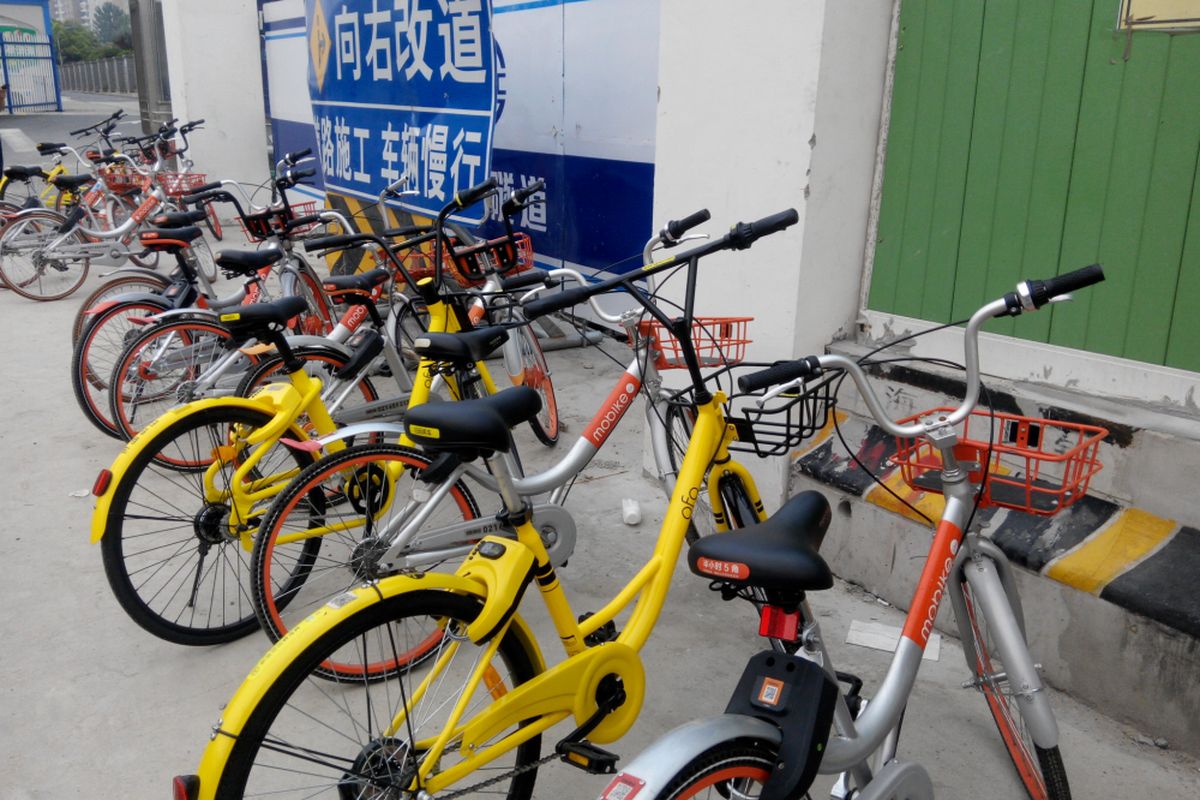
left=869, top=0, right=1200, bottom=371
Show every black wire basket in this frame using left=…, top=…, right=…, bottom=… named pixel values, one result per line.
left=668, top=362, right=839, bottom=458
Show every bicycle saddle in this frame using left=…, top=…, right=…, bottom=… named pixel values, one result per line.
left=687, top=491, right=834, bottom=594
left=3, top=165, right=47, bottom=181
left=139, top=225, right=204, bottom=251
left=150, top=209, right=207, bottom=228
left=413, top=326, right=509, bottom=365
left=215, top=246, right=283, bottom=275
left=49, top=174, right=93, bottom=192
left=322, top=267, right=390, bottom=298
left=404, top=385, right=541, bottom=459
left=218, top=295, right=308, bottom=336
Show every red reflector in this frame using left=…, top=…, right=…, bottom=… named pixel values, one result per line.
left=92, top=469, right=112, bottom=497
left=172, top=775, right=200, bottom=800
left=759, top=605, right=801, bottom=642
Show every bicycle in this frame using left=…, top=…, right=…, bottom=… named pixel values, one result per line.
left=169, top=207, right=800, bottom=800
left=243, top=207, right=747, bottom=654
left=87, top=178, right=542, bottom=645
left=601, top=265, right=1108, bottom=800
left=0, top=109, right=126, bottom=210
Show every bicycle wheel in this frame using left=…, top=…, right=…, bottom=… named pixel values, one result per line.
left=72, top=297, right=171, bottom=437
left=663, top=400, right=714, bottom=542
left=0, top=210, right=91, bottom=300
left=393, top=292, right=428, bottom=370
left=71, top=272, right=172, bottom=343
left=99, top=405, right=315, bottom=645
left=214, top=591, right=543, bottom=799
left=656, top=739, right=777, bottom=799
left=233, top=345, right=379, bottom=421
left=962, top=582, right=1071, bottom=799
left=513, top=323, right=559, bottom=445
left=291, top=260, right=334, bottom=335
left=203, top=201, right=224, bottom=241
left=252, top=443, right=481, bottom=664
left=108, top=319, right=245, bottom=440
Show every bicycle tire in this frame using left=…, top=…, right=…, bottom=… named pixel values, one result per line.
left=655, top=738, right=777, bottom=799
left=292, top=259, right=334, bottom=335
left=72, top=297, right=172, bottom=437
left=99, top=404, right=316, bottom=645
left=251, top=443, right=481, bottom=674
left=513, top=323, right=559, bottom=445
left=203, top=202, right=224, bottom=241
left=0, top=210, right=91, bottom=300
left=108, top=319, right=245, bottom=441
left=962, top=582, right=1071, bottom=799
left=71, top=272, right=172, bottom=344
left=186, top=235, right=218, bottom=283
left=214, top=590, right=543, bottom=799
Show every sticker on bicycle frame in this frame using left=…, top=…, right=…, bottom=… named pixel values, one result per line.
left=409, top=424, right=441, bottom=439
left=600, top=774, right=644, bottom=800
left=219, top=312, right=241, bottom=322
left=326, top=592, right=359, bottom=610
left=756, top=676, right=786, bottom=708
left=696, top=557, right=750, bottom=580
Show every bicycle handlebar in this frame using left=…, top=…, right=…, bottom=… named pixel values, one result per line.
left=737, top=265, right=1106, bottom=437
left=454, top=176, right=498, bottom=210
left=523, top=207, right=799, bottom=321
left=665, top=209, right=711, bottom=241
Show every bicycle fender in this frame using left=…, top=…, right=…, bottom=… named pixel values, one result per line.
left=82, top=291, right=170, bottom=318
left=314, top=422, right=408, bottom=449
left=191, top=575, right=543, bottom=799
left=95, top=265, right=165, bottom=281
left=596, top=716, right=781, bottom=800
left=89, top=396, right=292, bottom=543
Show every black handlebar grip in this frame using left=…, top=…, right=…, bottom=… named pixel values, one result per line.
left=499, top=268, right=551, bottom=292
left=665, top=209, right=711, bottom=240
left=179, top=189, right=223, bottom=205
left=69, top=125, right=90, bottom=136
left=37, top=142, right=66, bottom=155
left=291, top=167, right=317, bottom=180
left=737, top=356, right=822, bottom=394
left=522, top=285, right=592, bottom=319
left=285, top=148, right=313, bottom=166
left=1028, top=263, right=1105, bottom=308
left=381, top=224, right=430, bottom=238
left=729, top=208, right=800, bottom=251
left=114, top=109, right=126, bottom=119
left=454, top=176, right=499, bottom=209
left=513, top=178, right=545, bottom=203
left=302, top=234, right=369, bottom=253
left=285, top=214, right=322, bottom=232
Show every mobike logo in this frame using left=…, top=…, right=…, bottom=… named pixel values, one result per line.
left=342, top=304, right=369, bottom=331
left=920, top=555, right=956, bottom=643
left=584, top=379, right=639, bottom=445
left=131, top=196, right=158, bottom=224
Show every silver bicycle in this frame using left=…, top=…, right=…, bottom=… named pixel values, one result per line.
left=604, top=264, right=1107, bottom=800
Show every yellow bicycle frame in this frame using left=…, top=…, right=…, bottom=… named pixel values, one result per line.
left=191, top=391, right=768, bottom=797
left=91, top=288, right=500, bottom=551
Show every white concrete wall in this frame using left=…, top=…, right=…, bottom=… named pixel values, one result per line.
left=652, top=0, right=891, bottom=505
left=160, top=0, right=270, bottom=186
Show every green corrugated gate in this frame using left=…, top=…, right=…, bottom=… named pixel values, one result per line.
left=868, top=0, right=1200, bottom=371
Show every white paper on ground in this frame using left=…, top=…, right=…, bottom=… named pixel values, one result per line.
left=845, top=619, right=941, bottom=661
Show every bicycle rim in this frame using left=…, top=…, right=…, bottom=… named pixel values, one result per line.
left=0, top=212, right=90, bottom=300
left=216, top=591, right=542, bottom=800
left=99, top=405, right=314, bottom=644
left=515, top=324, right=558, bottom=445
left=660, top=740, right=777, bottom=800
left=254, top=445, right=480, bottom=678
left=963, top=585, right=1069, bottom=799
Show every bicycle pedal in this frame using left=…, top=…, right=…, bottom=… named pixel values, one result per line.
left=579, top=612, right=618, bottom=646
left=557, top=740, right=619, bottom=775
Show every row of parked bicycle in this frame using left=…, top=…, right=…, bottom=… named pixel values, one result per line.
left=7, top=111, right=1107, bottom=799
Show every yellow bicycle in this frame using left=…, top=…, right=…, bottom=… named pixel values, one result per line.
left=173, top=208, right=803, bottom=800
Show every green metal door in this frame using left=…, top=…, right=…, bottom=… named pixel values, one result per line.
left=869, top=0, right=1200, bottom=371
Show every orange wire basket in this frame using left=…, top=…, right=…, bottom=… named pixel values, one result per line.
left=236, top=200, right=320, bottom=241
left=157, top=172, right=208, bottom=198
left=892, top=407, right=1107, bottom=515
left=99, top=164, right=150, bottom=195
left=452, top=233, right=534, bottom=283
left=638, top=316, right=753, bottom=370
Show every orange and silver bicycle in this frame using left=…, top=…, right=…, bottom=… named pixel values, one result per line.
left=605, top=265, right=1107, bottom=800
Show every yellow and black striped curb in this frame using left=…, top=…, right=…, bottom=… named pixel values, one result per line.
left=792, top=418, right=1200, bottom=639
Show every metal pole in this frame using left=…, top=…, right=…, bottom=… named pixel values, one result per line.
left=48, top=36, right=63, bottom=111
left=1, top=37, right=12, bottom=114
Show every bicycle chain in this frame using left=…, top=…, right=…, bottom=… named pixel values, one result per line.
left=434, top=752, right=560, bottom=799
